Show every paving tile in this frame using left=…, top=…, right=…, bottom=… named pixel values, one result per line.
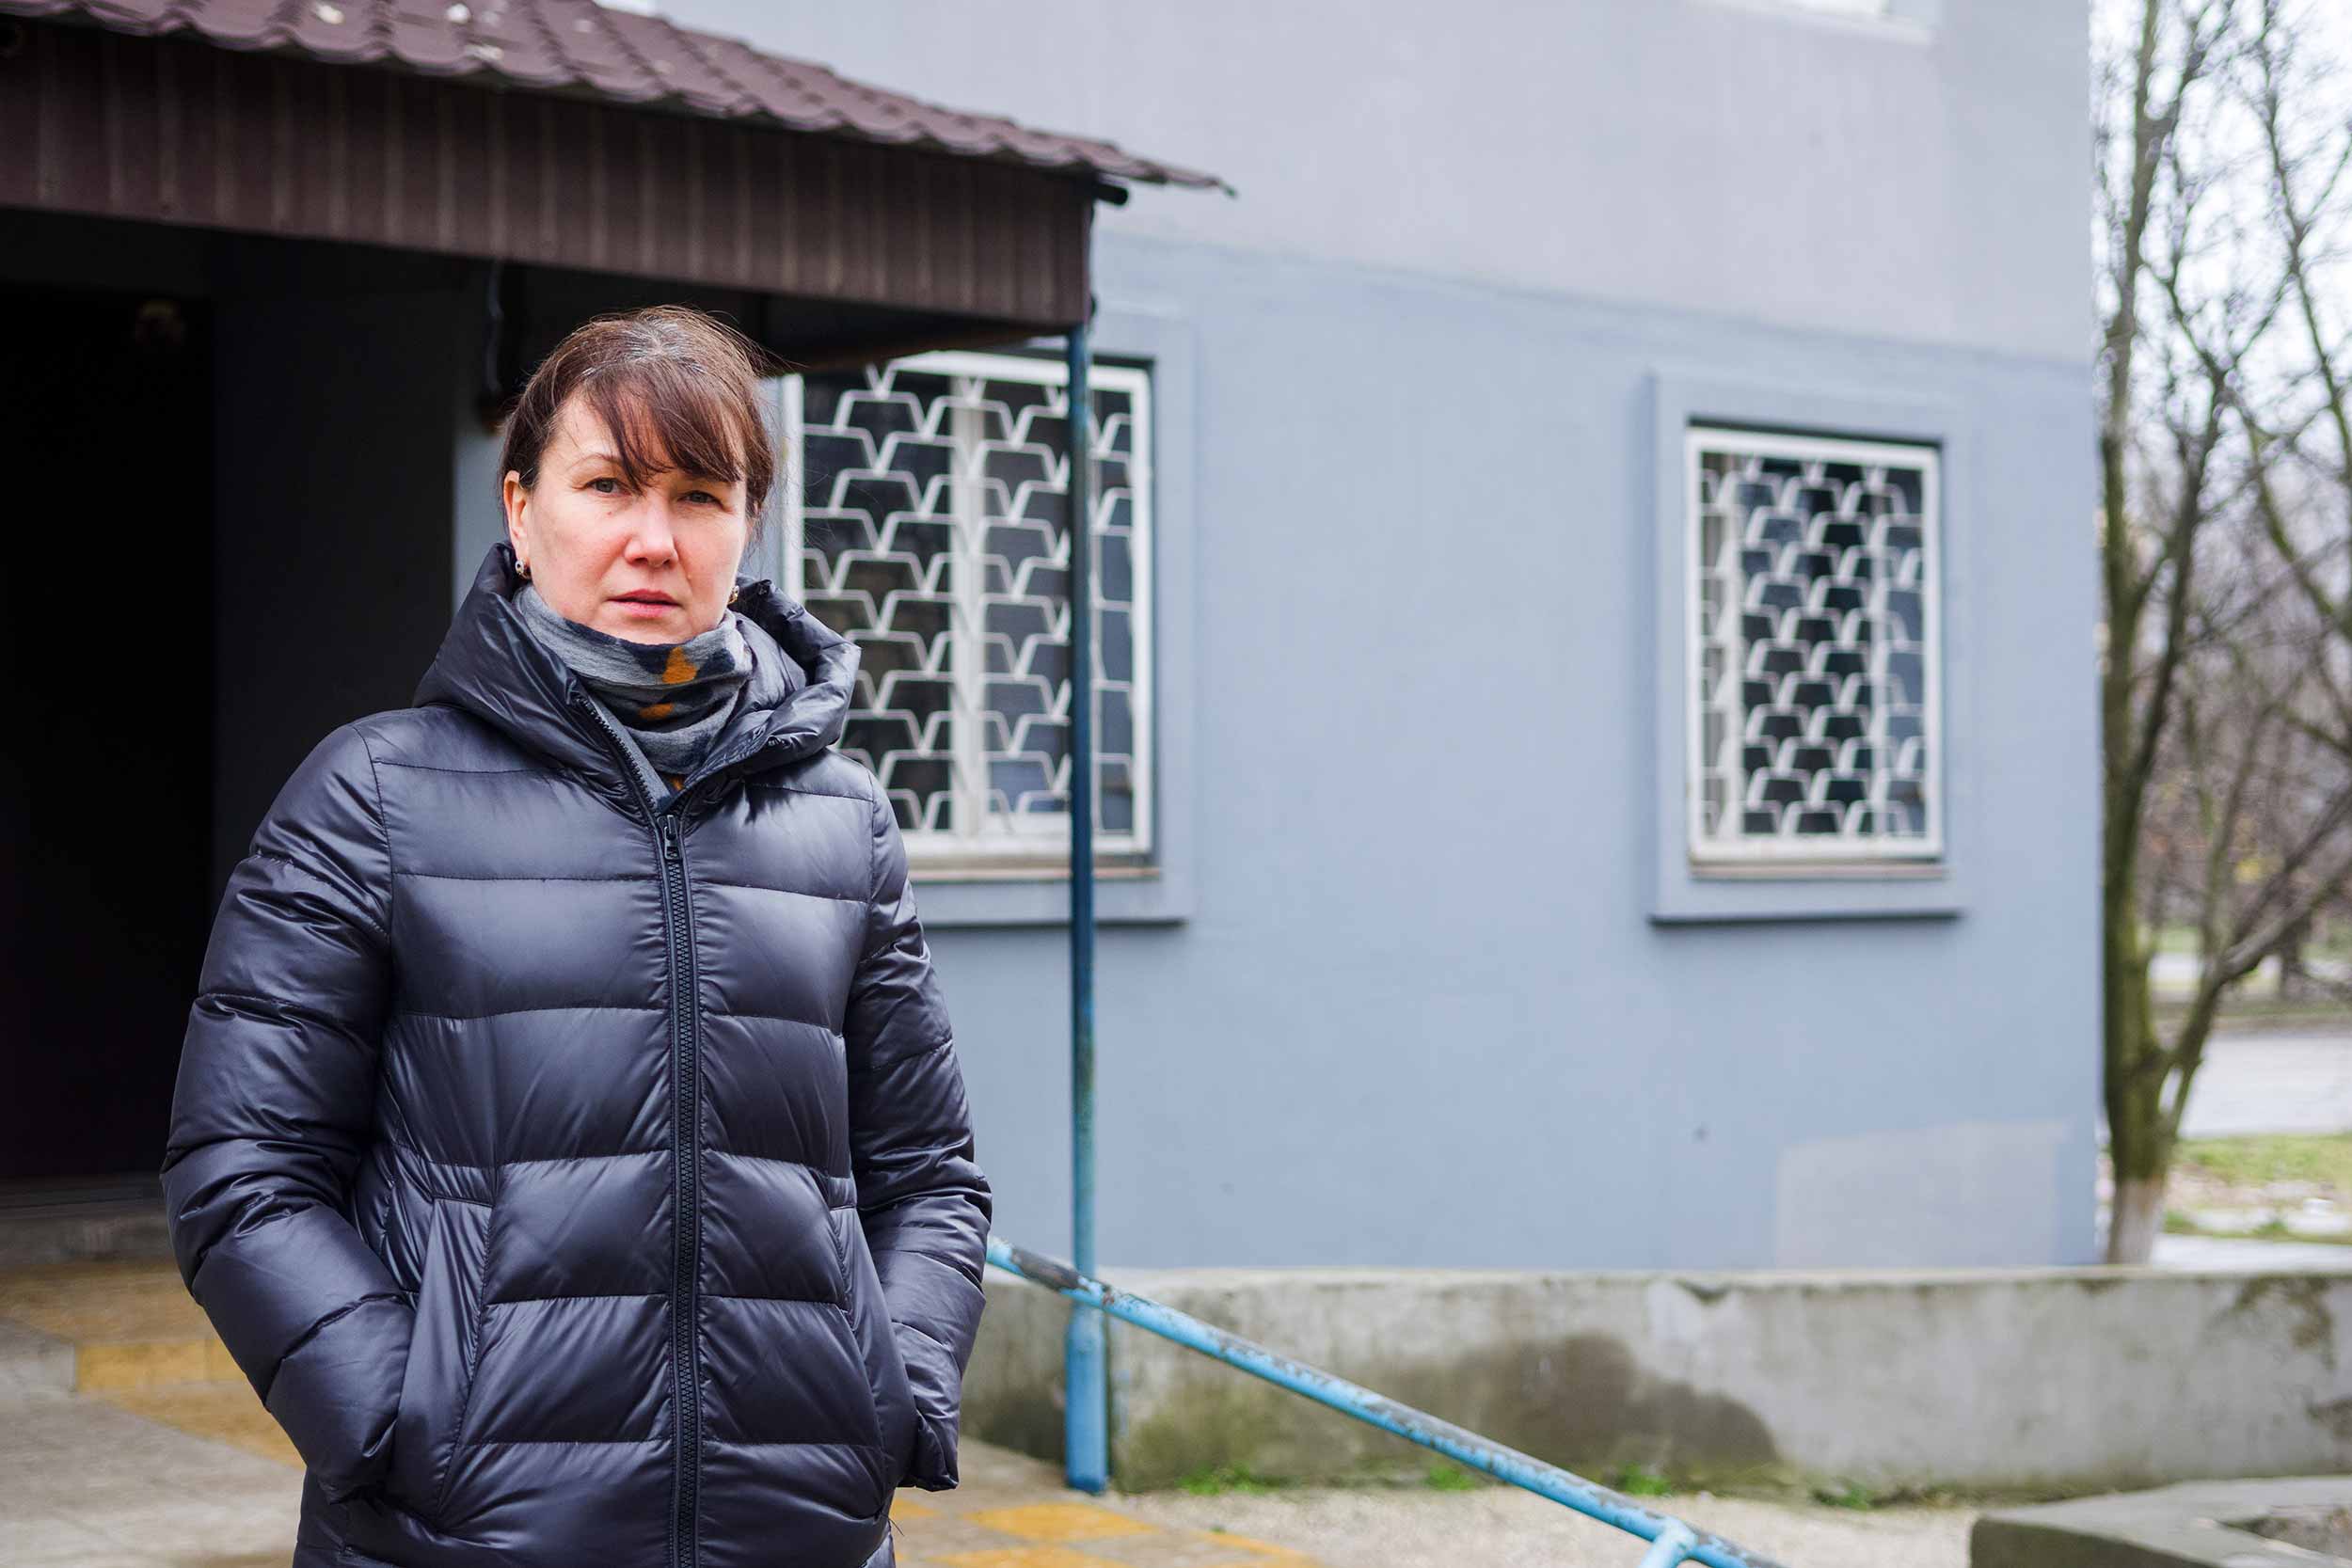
left=0, top=1258, right=1338, bottom=1568
left=932, top=1548, right=1141, bottom=1568
left=956, top=1443, right=1077, bottom=1491
left=0, top=1317, right=75, bottom=1396
left=76, top=1339, right=216, bottom=1393
left=94, top=1381, right=301, bottom=1467
left=13, top=1402, right=252, bottom=1489
left=967, top=1502, right=1161, bottom=1542
left=1059, top=1529, right=1311, bottom=1568
left=4, top=1513, right=123, bottom=1560
left=899, top=1512, right=1057, bottom=1559
left=74, top=1480, right=301, bottom=1555
left=1190, top=1532, right=1311, bottom=1560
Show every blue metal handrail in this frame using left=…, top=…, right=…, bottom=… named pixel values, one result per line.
left=988, top=1236, right=1788, bottom=1568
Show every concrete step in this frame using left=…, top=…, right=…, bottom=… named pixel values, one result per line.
left=0, top=1195, right=174, bottom=1271
left=0, top=1258, right=237, bottom=1395
left=0, top=1253, right=305, bottom=1483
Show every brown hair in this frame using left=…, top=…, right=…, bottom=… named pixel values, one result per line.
left=499, top=305, right=780, bottom=533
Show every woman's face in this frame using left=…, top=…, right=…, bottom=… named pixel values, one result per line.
left=502, top=391, right=750, bottom=644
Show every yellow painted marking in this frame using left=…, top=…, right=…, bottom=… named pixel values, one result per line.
left=1201, top=1535, right=1314, bottom=1560
left=0, top=1260, right=250, bottom=1393
left=0, top=1259, right=213, bottom=1342
left=936, top=1548, right=1136, bottom=1568
left=77, top=1339, right=216, bottom=1391
left=966, top=1503, right=1158, bottom=1543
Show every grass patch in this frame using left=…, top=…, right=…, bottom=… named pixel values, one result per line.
left=1422, top=1462, right=1483, bottom=1492
left=1176, top=1464, right=1291, bottom=1497
left=1613, top=1464, right=1675, bottom=1497
left=2167, top=1212, right=2352, bottom=1245
left=2176, top=1132, right=2352, bottom=1195
left=2249, top=1219, right=2350, bottom=1243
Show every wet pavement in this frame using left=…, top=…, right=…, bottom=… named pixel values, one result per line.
left=0, top=1259, right=1320, bottom=1568
left=0, top=1258, right=1978, bottom=1568
left=2180, top=1026, right=2352, bottom=1138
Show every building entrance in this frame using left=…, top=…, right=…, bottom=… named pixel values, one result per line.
left=2, top=284, right=215, bottom=1193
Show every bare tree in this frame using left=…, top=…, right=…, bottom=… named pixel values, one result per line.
left=2097, top=0, right=2352, bottom=1261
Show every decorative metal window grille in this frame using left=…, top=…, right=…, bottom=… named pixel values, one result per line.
left=1685, top=425, right=1942, bottom=863
left=783, top=351, right=1152, bottom=870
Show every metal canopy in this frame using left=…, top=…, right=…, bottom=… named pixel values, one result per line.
left=0, top=5, right=1227, bottom=351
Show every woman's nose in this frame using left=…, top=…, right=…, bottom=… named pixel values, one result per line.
left=624, top=500, right=681, bottom=561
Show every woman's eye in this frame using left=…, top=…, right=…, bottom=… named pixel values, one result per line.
left=588, top=476, right=623, bottom=496
left=686, top=490, right=719, bottom=506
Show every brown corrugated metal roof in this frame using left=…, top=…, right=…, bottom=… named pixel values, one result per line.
left=0, top=0, right=1230, bottom=194
left=0, top=17, right=1109, bottom=330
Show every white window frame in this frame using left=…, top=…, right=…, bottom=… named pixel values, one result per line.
left=779, top=350, right=1156, bottom=874
left=1682, top=423, right=1944, bottom=867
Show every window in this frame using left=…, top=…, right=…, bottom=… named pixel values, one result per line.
left=1685, top=425, right=1941, bottom=865
left=784, top=350, right=1153, bottom=875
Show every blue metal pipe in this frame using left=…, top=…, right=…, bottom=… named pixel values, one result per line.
left=1639, top=1522, right=1699, bottom=1568
left=990, top=1236, right=1784, bottom=1568
left=1061, top=320, right=1107, bottom=1494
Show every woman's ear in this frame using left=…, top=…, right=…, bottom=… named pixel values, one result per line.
left=502, top=470, right=531, bottom=566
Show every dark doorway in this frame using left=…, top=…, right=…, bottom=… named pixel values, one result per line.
left=1, top=286, right=215, bottom=1191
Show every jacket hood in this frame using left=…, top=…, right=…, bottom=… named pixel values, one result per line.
left=414, top=539, right=861, bottom=816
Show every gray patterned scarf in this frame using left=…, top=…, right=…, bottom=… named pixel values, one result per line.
left=514, top=581, right=755, bottom=801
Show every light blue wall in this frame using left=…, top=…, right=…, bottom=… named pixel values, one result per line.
left=677, top=0, right=2091, bottom=362
left=665, top=0, right=2101, bottom=1268
left=923, top=232, right=2099, bottom=1269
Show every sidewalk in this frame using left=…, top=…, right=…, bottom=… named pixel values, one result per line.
left=0, top=1259, right=1318, bottom=1568
left=2178, top=1024, right=2352, bottom=1139
left=1, top=1257, right=1978, bottom=1567
left=1117, top=1482, right=1975, bottom=1568
left=1, top=1324, right=1974, bottom=1568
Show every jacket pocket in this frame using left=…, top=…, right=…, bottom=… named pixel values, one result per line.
left=832, top=1205, right=917, bottom=1487
left=386, top=1191, right=492, bottom=1522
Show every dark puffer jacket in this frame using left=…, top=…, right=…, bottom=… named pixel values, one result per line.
left=161, top=541, right=991, bottom=1568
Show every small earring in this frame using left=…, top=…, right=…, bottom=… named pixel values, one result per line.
left=728, top=584, right=740, bottom=605
left=516, top=559, right=532, bottom=582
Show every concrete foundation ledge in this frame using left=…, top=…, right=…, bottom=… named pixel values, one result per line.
left=0, top=1198, right=172, bottom=1270
left=1972, top=1476, right=2352, bottom=1565
left=959, top=1263, right=2352, bottom=1495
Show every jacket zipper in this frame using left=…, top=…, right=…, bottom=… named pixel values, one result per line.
left=570, top=693, right=703, bottom=1568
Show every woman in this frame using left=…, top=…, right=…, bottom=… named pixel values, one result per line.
left=160, top=306, right=990, bottom=1568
